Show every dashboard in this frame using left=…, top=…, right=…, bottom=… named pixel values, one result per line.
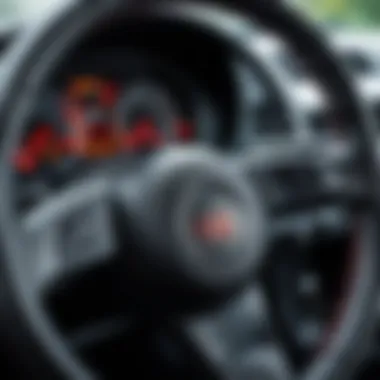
left=11, top=14, right=299, bottom=215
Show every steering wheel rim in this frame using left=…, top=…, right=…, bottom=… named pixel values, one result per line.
left=0, top=1, right=378, bottom=380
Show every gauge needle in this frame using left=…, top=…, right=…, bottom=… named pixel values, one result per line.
left=13, top=124, right=59, bottom=173
left=176, top=120, right=194, bottom=140
left=122, top=118, right=162, bottom=150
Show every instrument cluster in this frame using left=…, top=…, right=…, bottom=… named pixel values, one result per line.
left=13, top=51, right=221, bottom=210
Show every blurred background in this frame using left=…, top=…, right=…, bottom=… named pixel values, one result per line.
left=297, top=0, right=380, bottom=26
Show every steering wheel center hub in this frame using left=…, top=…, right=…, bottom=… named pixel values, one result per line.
left=139, top=147, right=267, bottom=291
left=191, top=196, right=243, bottom=247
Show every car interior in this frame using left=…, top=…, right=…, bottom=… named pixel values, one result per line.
left=0, top=0, right=380, bottom=379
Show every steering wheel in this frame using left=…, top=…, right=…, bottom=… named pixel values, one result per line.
left=0, top=1, right=378, bottom=380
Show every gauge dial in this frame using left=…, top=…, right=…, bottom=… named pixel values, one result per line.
left=62, top=75, right=120, bottom=158
left=115, top=82, right=195, bottom=153
left=13, top=76, right=198, bottom=179
left=11, top=50, right=221, bottom=215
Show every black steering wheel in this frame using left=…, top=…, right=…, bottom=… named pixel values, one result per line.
left=0, top=1, right=379, bottom=380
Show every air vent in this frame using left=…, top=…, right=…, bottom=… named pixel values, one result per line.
left=372, top=101, right=380, bottom=128
left=0, top=23, right=19, bottom=59
left=340, top=51, right=373, bottom=75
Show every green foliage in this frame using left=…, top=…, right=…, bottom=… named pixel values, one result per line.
left=349, top=0, right=380, bottom=25
left=300, top=0, right=380, bottom=26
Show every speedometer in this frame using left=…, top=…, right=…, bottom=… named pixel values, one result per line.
left=115, top=82, right=194, bottom=152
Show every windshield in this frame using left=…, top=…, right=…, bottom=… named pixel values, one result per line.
left=0, top=0, right=380, bottom=28
left=0, top=0, right=18, bottom=24
left=0, top=0, right=62, bottom=25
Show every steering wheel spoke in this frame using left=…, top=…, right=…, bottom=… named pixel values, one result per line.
left=238, top=139, right=315, bottom=173
left=23, top=177, right=118, bottom=291
left=233, top=134, right=372, bottom=243
left=178, top=284, right=293, bottom=380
